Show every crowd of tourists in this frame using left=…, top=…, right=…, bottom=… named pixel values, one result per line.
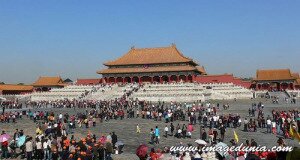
left=0, top=109, right=121, bottom=160
left=1, top=95, right=300, bottom=159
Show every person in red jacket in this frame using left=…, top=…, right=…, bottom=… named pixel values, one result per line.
left=1, top=140, right=9, bottom=159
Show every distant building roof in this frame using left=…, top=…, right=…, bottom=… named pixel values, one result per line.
left=33, top=76, right=65, bottom=87
left=254, top=69, right=296, bottom=81
left=76, top=79, right=102, bottom=85
left=104, top=44, right=197, bottom=66
left=63, top=78, right=73, bottom=83
left=0, top=84, right=33, bottom=91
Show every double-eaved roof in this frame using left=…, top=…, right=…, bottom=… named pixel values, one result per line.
left=98, top=45, right=206, bottom=75
left=103, top=45, right=197, bottom=66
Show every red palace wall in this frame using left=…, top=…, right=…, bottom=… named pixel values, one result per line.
left=195, top=74, right=251, bottom=88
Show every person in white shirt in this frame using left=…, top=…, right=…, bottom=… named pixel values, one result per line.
left=59, top=113, right=63, bottom=120
left=25, top=138, right=33, bottom=160
left=43, top=138, right=52, bottom=160
left=271, top=121, right=276, bottom=134
left=164, top=125, right=169, bottom=138
left=177, top=128, right=182, bottom=138
left=35, top=138, right=43, bottom=159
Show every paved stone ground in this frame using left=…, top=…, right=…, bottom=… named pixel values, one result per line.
left=1, top=98, right=299, bottom=159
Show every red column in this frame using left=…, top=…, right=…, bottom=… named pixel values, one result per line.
left=122, top=77, right=125, bottom=84
left=177, top=75, right=179, bottom=82
left=151, top=77, right=153, bottom=83
left=130, top=77, right=133, bottom=83
left=114, top=77, right=117, bottom=84
left=159, top=76, right=162, bottom=83
left=192, top=75, right=195, bottom=82
left=138, top=77, right=141, bottom=84
left=168, top=76, right=171, bottom=82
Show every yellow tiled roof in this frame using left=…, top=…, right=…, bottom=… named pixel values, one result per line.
left=104, top=45, right=197, bottom=66
left=0, top=84, right=33, bottom=91
left=33, top=76, right=65, bottom=86
left=255, top=69, right=296, bottom=81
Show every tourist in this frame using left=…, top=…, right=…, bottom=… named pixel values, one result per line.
left=212, top=128, right=218, bottom=142
left=182, top=124, right=187, bottom=138
left=1, top=131, right=9, bottom=159
left=220, top=124, right=226, bottom=142
left=267, top=118, right=272, bottom=133
left=164, top=125, right=168, bottom=138
left=136, top=124, right=141, bottom=133
left=155, top=126, right=160, bottom=144
left=170, top=123, right=174, bottom=136
left=208, top=127, right=213, bottom=144
left=244, top=118, right=248, bottom=132
left=201, top=128, right=207, bottom=142
left=150, top=128, right=155, bottom=144
left=187, top=123, right=194, bottom=138
left=111, top=132, right=118, bottom=149
left=105, top=140, right=113, bottom=160
left=35, top=138, right=43, bottom=159
left=25, top=137, right=33, bottom=160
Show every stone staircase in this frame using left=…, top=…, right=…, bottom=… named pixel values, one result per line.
left=267, top=91, right=290, bottom=99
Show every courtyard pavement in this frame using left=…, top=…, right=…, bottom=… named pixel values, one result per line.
left=1, top=98, right=299, bottom=159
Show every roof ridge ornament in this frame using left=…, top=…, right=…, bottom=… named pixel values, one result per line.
left=171, top=43, right=176, bottom=47
left=131, top=46, right=135, bottom=50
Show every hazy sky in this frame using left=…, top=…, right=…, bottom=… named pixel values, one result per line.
left=0, top=1, right=299, bottom=84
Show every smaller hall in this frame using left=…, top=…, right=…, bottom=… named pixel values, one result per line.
left=97, top=44, right=206, bottom=84
left=252, top=69, right=300, bottom=91
left=33, top=76, right=65, bottom=91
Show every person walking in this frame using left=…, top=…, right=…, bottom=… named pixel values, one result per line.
left=267, top=118, right=272, bottom=133
left=220, top=124, right=226, bottom=142
left=187, top=123, right=194, bottom=138
left=150, top=128, right=155, bottom=144
left=111, top=132, right=118, bottom=149
left=170, top=123, right=174, bottom=136
left=244, top=118, right=248, bottom=132
left=164, top=125, right=169, bottom=138
left=25, top=137, right=33, bottom=160
left=36, top=138, right=43, bottom=160
left=136, top=124, right=141, bottom=133
left=1, top=139, right=8, bottom=159
left=155, top=126, right=160, bottom=144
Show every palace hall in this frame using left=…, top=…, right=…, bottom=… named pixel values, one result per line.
left=97, top=44, right=207, bottom=84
